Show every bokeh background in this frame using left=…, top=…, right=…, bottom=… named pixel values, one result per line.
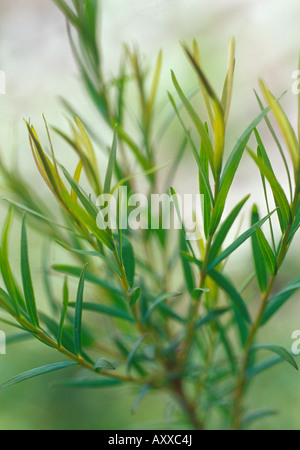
left=0, top=0, right=300, bottom=430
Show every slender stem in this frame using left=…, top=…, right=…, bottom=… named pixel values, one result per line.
left=231, top=275, right=276, bottom=429
left=231, top=185, right=300, bottom=430
left=183, top=176, right=220, bottom=361
left=171, top=376, right=204, bottom=430
left=15, top=314, right=147, bottom=385
left=184, top=234, right=214, bottom=360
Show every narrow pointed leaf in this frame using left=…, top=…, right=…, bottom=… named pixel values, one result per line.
left=251, top=205, right=268, bottom=293
left=1, top=362, right=77, bottom=389
left=104, top=125, right=118, bottom=193
left=69, top=302, right=135, bottom=323
left=127, top=334, right=148, bottom=374
left=171, top=71, right=215, bottom=176
left=251, top=344, right=298, bottom=370
left=182, top=253, right=251, bottom=324
left=248, top=149, right=291, bottom=231
left=261, top=276, right=300, bottom=325
left=73, top=264, right=87, bottom=355
left=56, top=378, right=122, bottom=389
left=21, top=215, right=39, bottom=327
left=209, top=102, right=274, bottom=234
left=57, top=277, right=69, bottom=347
left=260, top=80, right=299, bottom=171
left=208, top=209, right=277, bottom=272
left=209, top=195, right=250, bottom=263
left=256, top=228, right=277, bottom=275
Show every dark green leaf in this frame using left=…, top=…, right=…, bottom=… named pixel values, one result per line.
left=183, top=253, right=251, bottom=324
left=52, top=265, right=122, bottom=295
left=209, top=104, right=272, bottom=234
left=256, top=228, right=277, bottom=275
left=251, top=344, right=298, bottom=370
left=251, top=205, right=268, bottom=293
left=209, top=195, right=250, bottom=263
left=261, top=276, right=300, bottom=325
left=127, top=334, right=148, bottom=374
left=242, top=409, right=278, bottom=429
left=73, top=264, right=87, bottom=355
left=1, top=362, right=77, bottom=389
left=195, top=308, right=230, bottom=329
left=57, top=277, right=69, bottom=347
left=94, top=358, right=116, bottom=371
left=21, top=215, right=39, bottom=327
left=69, top=302, right=135, bottom=323
left=56, top=378, right=122, bottom=389
left=208, top=209, right=277, bottom=272
left=121, top=236, right=135, bottom=289
left=248, top=149, right=291, bottom=232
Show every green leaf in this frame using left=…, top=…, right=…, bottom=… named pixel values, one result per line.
left=104, top=125, right=118, bottom=193
left=61, top=165, right=98, bottom=218
left=289, top=203, right=300, bottom=243
left=251, top=344, right=298, bottom=370
left=52, top=265, right=122, bottom=295
left=247, top=356, right=283, bottom=379
left=94, top=358, right=116, bottom=371
left=208, top=209, right=277, bottom=272
left=129, top=287, right=141, bottom=306
left=260, top=80, right=299, bottom=173
left=127, top=334, right=148, bottom=374
left=121, top=235, right=135, bottom=289
left=261, top=276, right=300, bottom=325
left=0, top=288, right=18, bottom=316
left=3, top=199, right=73, bottom=233
left=199, top=124, right=212, bottom=238
left=183, top=45, right=225, bottom=174
left=254, top=94, right=293, bottom=203
left=73, top=264, right=87, bottom=356
left=168, top=93, right=215, bottom=201
left=248, top=149, right=291, bottom=232
left=251, top=205, right=268, bottom=293
left=209, top=103, right=273, bottom=234
left=256, top=228, right=277, bottom=275
left=183, top=253, right=251, bottom=324
left=69, top=302, right=135, bottom=323
left=195, top=308, right=230, bottom=329
left=215, top=321, right=237, bottom=373
left=0, top=362, right=77, bottom=389
left=142, top=292, right=182, bottom=323
left=21, top=215, right=39, bottom=327
left=55, top=240, right=121, bottom=277
left=145, top=49, right=162, bottom=127
left=0, top=209, right=24, bottom=315
left=131, top=385, right=151, bottom=414
left=221, top=38, right=235, bottom=125
left=209, top=195, right=250, bottom=263
left=254, top=128, right=280, bottom=242
left=53, top=0, right=80, bottom=27
left=242, top=409, right=278, bottom=429
left=171, top=71, right=215, bottom=177
left=57, top=277, right=69, bottom=347
left=56, top=378, right=122, bottom=389
left=180, top=231, right=195, bottom=294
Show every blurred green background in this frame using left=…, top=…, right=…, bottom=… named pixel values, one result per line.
left=0, top=0, right=300, bottom=430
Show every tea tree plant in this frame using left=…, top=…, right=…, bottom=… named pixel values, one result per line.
left=0, top=0, right=300, bottom=430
